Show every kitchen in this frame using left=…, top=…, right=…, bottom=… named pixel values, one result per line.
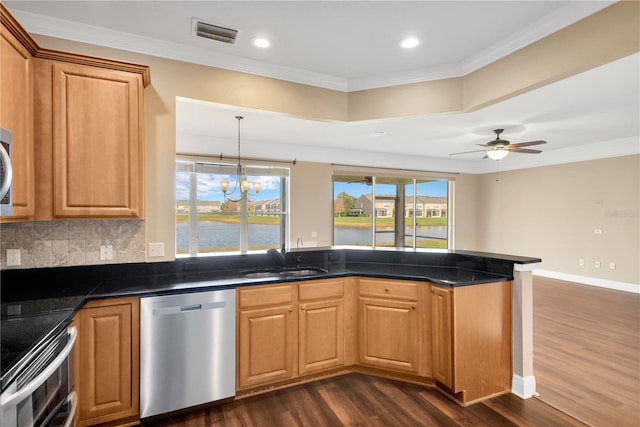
left=1, top=2, right=638, bottom=426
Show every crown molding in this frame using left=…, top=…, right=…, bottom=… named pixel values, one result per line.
left=9, top=2, right=616, bottom=93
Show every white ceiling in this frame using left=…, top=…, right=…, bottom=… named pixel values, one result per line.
left=6, top=1, right=639, bottom=174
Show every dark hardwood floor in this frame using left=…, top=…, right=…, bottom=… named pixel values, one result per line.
left=145, top=374, right=587, bottom=427
left=533, top=277, right=640, bottom=427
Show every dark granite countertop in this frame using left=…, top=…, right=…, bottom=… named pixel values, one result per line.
left=1, top=247, right=539, bottom=388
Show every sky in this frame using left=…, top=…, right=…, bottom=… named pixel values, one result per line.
left=333, top=180, right=448, bottom=199
left=176, top=172, right=282, bottom=202
left=176, top=172, right=448, bottom=202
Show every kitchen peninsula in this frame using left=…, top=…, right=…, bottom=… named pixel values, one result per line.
left=1, top=248, right=540, bottom=425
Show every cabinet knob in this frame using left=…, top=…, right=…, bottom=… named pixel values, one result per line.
left=300, top=305, right=306, bottom=311
left=288, top=307, right=292, bottom=312
left=384, top=288, right=389, bottom=293
left=411, top=305, right=416, bottom=310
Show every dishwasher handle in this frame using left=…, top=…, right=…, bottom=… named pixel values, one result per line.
left=153, top=300, right=227, bottom=316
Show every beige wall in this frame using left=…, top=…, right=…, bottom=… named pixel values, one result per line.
left=22, top=2, right=638, bottom=287
left=475, top=155, right=639, bottom=287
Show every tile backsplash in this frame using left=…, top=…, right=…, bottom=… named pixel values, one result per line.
left=0, top=220, right=145, bottom=270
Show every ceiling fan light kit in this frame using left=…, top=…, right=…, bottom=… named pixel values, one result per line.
left=449, top=128, right=547, bottom=160
left=486, top=147, right=509, bottom=161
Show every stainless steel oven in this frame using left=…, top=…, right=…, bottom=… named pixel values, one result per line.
left=1, top=325, right=77, bottom=427
left=0, top=128, right=12, bottom=216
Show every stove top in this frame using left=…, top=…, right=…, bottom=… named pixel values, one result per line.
left=1, top=309, right=74, bottom=387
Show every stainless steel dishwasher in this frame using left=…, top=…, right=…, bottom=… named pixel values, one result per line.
left=140, top=288, right=236, bottom=419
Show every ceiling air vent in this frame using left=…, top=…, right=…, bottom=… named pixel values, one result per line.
left=193, top=19, right=238, bottom=44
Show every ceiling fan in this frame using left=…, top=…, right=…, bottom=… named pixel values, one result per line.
left=347, top=176, right=373, bottom=185
left=450, top=129, right=547, bottom=160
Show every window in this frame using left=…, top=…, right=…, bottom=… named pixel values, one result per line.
left=333, top=175, right=450, bottom=249
left=176, top=159, right=289, bottom=256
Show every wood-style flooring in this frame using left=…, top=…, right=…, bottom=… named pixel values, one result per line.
left=145, top=374, right=586, bottom=427
left=533, top=277, right=640, bottom=427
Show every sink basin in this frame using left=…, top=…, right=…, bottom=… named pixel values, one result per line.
left=243, top=271, right=282, bottom=279
left=243, top=267, right=328, bottom=279
left=280, top=269, right=324, bottom=277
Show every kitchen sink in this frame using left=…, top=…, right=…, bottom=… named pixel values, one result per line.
left=280, top=269, right=324, bottom=277
left=243, top=267, right=328, bottom=279
left=243, top=271, right=282, bottom=279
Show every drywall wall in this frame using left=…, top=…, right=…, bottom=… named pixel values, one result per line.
left=476, top=155, right=639, bottom=287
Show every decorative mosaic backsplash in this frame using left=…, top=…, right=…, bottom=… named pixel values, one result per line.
left=0, top=220, right=145, bottom=270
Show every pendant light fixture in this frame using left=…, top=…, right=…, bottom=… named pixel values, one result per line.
left=220, top=116, right=261, bottom=202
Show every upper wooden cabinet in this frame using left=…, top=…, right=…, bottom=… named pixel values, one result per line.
left=0, top=8, right=36, bottom=222
left=1, top=5, right=149, bottom=221
left=51, top=62, right=144, bottom=218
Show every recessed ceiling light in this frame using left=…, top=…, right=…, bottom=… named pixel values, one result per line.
left=369, top=131, right=388, bottom=137
left=400, top=38, right=420, bottom=49
left=252, top=38, right=270, bottom=48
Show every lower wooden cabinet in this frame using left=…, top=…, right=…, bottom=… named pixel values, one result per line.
left=238, top=303, right=296, bottom=389
left=431, top=285, right=453, bottom=388
left=431, top=281, right=512, bottom=404
left=298, top=279, right=345, bottom=375
left=237, top=284, right=296, bottom=390
left=358, top=297, right=419, bottom=373
left=358, top=278, right=421, bottom=374
left=237, top=279, right=348, bottom=390
left=74, top=297, right=140, bottom=426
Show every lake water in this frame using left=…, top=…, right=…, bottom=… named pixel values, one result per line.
left=177, top=222, right=446, bottom=251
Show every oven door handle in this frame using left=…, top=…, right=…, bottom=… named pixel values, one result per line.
left=0, top=326, right=77, bottom=408
left=63, top=390, right=78, bottom=427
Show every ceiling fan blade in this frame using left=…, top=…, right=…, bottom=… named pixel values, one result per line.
left=510, top=140, right=547, bottom=148
left=509, top=148, right=543, bottom=154
left=449, top=149, right=486, bottom=156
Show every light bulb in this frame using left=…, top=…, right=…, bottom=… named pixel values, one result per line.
left=221, top=180, right=229, bottom=193
left=253, top=182, right=261, bottom=193
left=487, top=148, right=509, bottom=161
left=240, top=180, right=250, bottom=193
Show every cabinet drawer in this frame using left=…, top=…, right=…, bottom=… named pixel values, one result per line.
left=358, top=278, right=418, bottom=301
left=238, top=284, right=294, bottom=309
left=299, top=279, right=344, bottom=301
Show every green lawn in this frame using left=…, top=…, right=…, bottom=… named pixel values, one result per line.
left=333, top=216, right=447, bottom=228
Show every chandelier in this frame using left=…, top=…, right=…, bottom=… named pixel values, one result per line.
left=220, top=116, right=261, bottom=202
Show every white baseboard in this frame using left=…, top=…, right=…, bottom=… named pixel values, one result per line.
left=512, top=374, right=537, bottom=399
left=534, top=270, right=639, bottom=294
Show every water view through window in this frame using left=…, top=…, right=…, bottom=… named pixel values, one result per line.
left=176, top=160, right=288, bottom=255
left=333, top=175, right=449, bottom=249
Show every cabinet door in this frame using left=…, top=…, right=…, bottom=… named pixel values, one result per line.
left=52, top=62, right=143, bottom=218
left=0, top=24, right=34, bottom=220
left=358, top=297, right=419, bottom=373
left=299, top=298, right=344, bottom=375
left=431, top=286, right=453, bottom=388
left=76, top=298, right=139, bottom=426
left=238, top=305, right=296, bottom=389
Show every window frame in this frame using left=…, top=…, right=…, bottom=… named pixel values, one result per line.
left=176, top=157, right=290, bottom=257
left=332, top=171, right=454, bottom=250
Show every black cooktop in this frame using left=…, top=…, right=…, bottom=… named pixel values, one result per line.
left=1, top=309, right=74, bottom=390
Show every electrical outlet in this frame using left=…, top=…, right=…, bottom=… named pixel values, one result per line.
left=579, top=259, right=585, bottom=266
left=610, top=262, right=616, bottom=270
left=594, top=229, right=603, bottom=235
left=100, top=245, right=113, bottom=261
left=594, top=261, right=601, bottom=268
left=148, top=242, right=165, bottom=257
left=6, top=249, right=21, bottom=266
